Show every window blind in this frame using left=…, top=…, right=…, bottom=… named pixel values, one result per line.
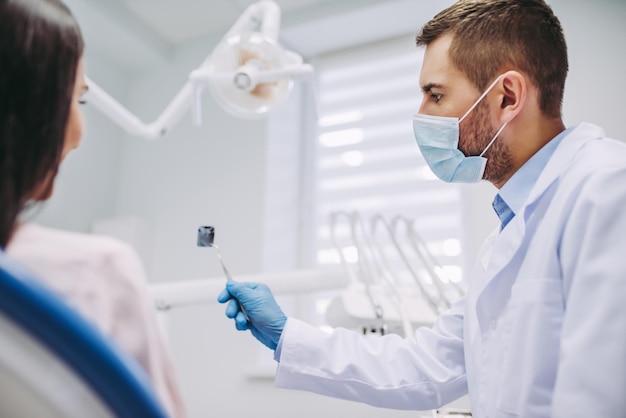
left=312, top=37, right=464, bottom=285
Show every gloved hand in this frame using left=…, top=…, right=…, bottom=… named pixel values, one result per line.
left=217, top=281, right=287, bottom=350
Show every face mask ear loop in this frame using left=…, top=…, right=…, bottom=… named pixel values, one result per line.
left=459, top=74, right=504, bottom=123
left=479, top=121, right=508, bottom=157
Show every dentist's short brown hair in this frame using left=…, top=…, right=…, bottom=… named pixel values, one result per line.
left=417, top=0, right=568, bottom=118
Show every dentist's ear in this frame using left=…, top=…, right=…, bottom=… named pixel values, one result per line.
left=499, top=70, right=527, bottom=123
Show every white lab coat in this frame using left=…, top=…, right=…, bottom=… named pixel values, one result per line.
left=8, top=224, right=185, bottom=418
left=275, top=123, right=626, bottom=417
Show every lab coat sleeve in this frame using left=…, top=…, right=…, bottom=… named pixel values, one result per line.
left=553, top=166, right=626, bottom=417
left=275, top=298, right=468, bottom=410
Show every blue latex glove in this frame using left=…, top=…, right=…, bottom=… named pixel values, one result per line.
left=217, top=281, right=287, bottom=350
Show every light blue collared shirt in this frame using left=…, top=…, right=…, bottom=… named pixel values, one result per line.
left=493, top=127, right=573, bottom=229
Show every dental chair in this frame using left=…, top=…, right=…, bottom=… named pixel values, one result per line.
left=0, top=250, right=168, bottom=418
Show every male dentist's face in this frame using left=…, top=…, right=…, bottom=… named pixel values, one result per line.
left=418, top=34, right=480, bottom=120
left=417, top=34, right=512, bottom=181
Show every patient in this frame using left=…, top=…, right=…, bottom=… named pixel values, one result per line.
left=0, top=0, right=184, bottom=416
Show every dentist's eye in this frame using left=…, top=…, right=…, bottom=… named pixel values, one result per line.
left=78, top=99, right=87, bottom=105
left=430, top=93, right=443, bottom=103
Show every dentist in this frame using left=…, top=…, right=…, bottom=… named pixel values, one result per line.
left=219, top=0, right=626, bottom=416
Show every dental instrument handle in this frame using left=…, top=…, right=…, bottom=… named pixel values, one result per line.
left=212, top=244, right=233, bottom=281
left=212, top=244, right=249, bottom=320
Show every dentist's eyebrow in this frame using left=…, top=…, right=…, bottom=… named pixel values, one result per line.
left=422, top=82, right=443, bottom=93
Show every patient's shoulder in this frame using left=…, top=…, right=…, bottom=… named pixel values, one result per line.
left=12, top=222, right=130, bottom=255
left=8, top=223, right=145, bottom=287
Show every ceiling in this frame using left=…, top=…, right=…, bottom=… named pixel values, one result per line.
left=64, top=0, right=454, bottom=74
left=118, top=0, right=389, bottom=44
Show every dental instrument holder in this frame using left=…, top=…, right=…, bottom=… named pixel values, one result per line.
left=197, top=226, right=249, bottom=320
left=363, top=304, right=387, bottom=336
left=329, top=212, right=390, bottom=337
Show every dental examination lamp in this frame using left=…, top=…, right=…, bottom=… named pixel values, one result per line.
left=85, top=1, right=314, bottom=139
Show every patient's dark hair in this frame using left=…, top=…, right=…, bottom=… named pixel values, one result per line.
left=0, top=0, right=83, bottom=247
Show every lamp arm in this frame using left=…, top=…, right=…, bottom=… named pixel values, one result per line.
left=85, top=1, right=306, bottom=137
left=253, top=64, right=314, bottom=83
left=85, top=77, right=195, bottom=141
left=225, top=0, right=281, bottom=40
left=190, top=62, right=313, bottom=94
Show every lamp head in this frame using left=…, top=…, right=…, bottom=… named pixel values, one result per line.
left=207, top=32, right=299, bottom=119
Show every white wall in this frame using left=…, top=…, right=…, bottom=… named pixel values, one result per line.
left=31, top=0, right=626, bottom=417
left=557, top=0, right=626, bottom=140
left=113, top=36, right=267, bottom=284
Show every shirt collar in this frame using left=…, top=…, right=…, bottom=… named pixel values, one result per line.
left=494, top=126, right=573, bottom=228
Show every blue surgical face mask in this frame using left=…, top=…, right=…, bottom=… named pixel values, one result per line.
left=412, top=75, right=508, bottom=183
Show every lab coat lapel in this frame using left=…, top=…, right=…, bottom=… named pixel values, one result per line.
left=474, top=123, right=603, bottom=318
left=525, top=123, right=604, bottom=206
left=484, top=215, right=524, bottom=279
left=485, top=123, right=602, bottom=278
